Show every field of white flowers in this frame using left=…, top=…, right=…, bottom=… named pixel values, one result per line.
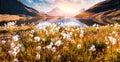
left=0, top=22, right=120, bottom=62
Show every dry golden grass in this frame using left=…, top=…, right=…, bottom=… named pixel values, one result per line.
left=0, top=23, right=120, bottom=62
left=0, top=14, right=24, bottom=22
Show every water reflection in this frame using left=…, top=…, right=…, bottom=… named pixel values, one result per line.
left=0, top=16, right=86, bottom=27
left=36, top=17, right=86, bottom=27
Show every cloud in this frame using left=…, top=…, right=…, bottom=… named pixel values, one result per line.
left=26, top=0, right=33, bottom=4
left=25, top=0, right=105, bottom=14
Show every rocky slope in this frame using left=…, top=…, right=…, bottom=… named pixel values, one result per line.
left=75, top=0, right=120, bottom=25
left=0, top=0, right=40, bottom=16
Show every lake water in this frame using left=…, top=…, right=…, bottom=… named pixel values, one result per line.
left=36, top=17, right=86, bottom=27
left=0, top=17, right=86, bottom=27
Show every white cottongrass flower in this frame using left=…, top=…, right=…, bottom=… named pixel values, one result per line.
left=31, top=30, right=35, bottom=33
left=105, top=41, right=109, bottom=45
left=77, top=44, right=81, bottom=49
left=93, top=24, right=97, bottom=27
left=5, top=22, right=16, bottom=28
left=116, top=49, right=120, bottom=52
left=46, top=42, right=53, bottom=49
left=13, top=58, right=19, bottom=62
left=61, top=33, right=71, bottom=40
left=29, top=34, right=34, bottom=37
left=36, top=46, right=41, bottom=50
left=80, top=29, right=84, bottom=38
left=36, top=53, right=41, bottom=60
left=11, top=42, right=15, bottom=48
left=1, top=40, right=6, bottom=44
left=42, top=38, right=46, bottom=41
left=107, top=46, right=110, bottom=49
left=51, top=47, right=56, bottom=52
left=69, top=32, right=73, bottom=35
left=34, top=36, right=40, bottom=42
left=57, top=54, right=61, bottom=60
left=74, top=34, right=77, bottom=37
left=89, top=45, right=96, bottom=51
left=21, top=47, right=25, bottom=52
left=12, top=35, right=19, bottom=41
left=9, top=46, right=20, bottom=57
left=17, top=44, right=22, bottom=47
left=55, top=40, right=63, bottom=47
left=108, top=36, right=116, bottom=45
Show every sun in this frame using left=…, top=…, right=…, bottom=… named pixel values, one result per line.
left=56, top=2, right=80, bottom=16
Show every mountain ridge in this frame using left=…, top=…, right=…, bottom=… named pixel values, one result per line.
left=0, top=0, right=40, bottom=16
left=75, top=0, right=120, bottom=25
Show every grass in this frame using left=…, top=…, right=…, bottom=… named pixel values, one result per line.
left=0, top=22, right=120, bottom=62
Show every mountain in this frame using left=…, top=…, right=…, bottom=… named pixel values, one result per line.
left=47, top=7, right=64, bottom=16
left=0, top=0, right=40, bottom=16
left=75, top=0, right=120, bottom=25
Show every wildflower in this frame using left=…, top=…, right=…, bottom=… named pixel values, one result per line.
left=34, top=36, right=40, bottom=42
left=115, top=33, right=119, bottom=37
left=93, top=24, right=97, bottom=27
left=107, top=46, right=110, bottom=49
left=11, top=42, right=15, bottom=48
left=42, top=38, right=46, bottom=41
left=96, top=24, right=100, bottom=29
left=13, top=46, right=20, bottom=52
left=61, top=33, right=71, bottom=40
left=31, top=30, right=35, bottom=33
left=51, top=47, right=56, bottom=52
left=17, top=44, right=22, bottom=47
left=116, top=49, right=120, bottom=52
left=77, top=44, right=81, bottom=49
left=9, top=46, right=20, bottom=57
left=112, top=31, right=116, bottom=34
left=108, top=36, right=116, bottom=45
left=69, top=32, right=73, bottom=35
left=36, top=46, right=41, bottom=50
left=13, top=58, right=19, bottom=62
left=1, top=40, right=6, bottom=44
left=105, top=41, right=109, bottom=45
left=80, top=29, right=84, bottom=38
left=57, top=54, right=61, bottom=60
left=12, top=35, right=19, bottom=41
left=5, top=22, right=16, bottom=28
left=89, top=45, right=96, bottom=51
left=55, top=40, right=63, bottom=47
left=74, top=34, right=77, bottom=37
left=36, top=53, right=41, bottom=60
left=46, top=42, right=53, bottom=49
left=21, top=47, right=25, bottom=52
left=8, top=51, right=18, bottom=57
left=29, top=34, right=34, bottom=37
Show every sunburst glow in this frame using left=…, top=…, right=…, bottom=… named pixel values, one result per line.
left=56, top=2, right=81, bottom=16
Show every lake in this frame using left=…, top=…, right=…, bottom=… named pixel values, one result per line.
left=0, top=17, right=86, bottom=27
left=36, top=17, right=86, bottom=27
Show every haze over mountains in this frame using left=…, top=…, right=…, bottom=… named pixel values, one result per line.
left=47, top=8, right=63, bottom=16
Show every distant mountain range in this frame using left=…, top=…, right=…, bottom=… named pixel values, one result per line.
left=47, top=7, right=64, bottom=16
left=0, top=0, right=40, bottom=16
left=75, top=0, right=120, bottom=25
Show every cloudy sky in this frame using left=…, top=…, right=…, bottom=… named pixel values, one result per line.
left=21, top=0, right=105, bottom=14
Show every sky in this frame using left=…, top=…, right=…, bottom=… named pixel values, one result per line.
left=20, top=0, right=105, bottom=15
